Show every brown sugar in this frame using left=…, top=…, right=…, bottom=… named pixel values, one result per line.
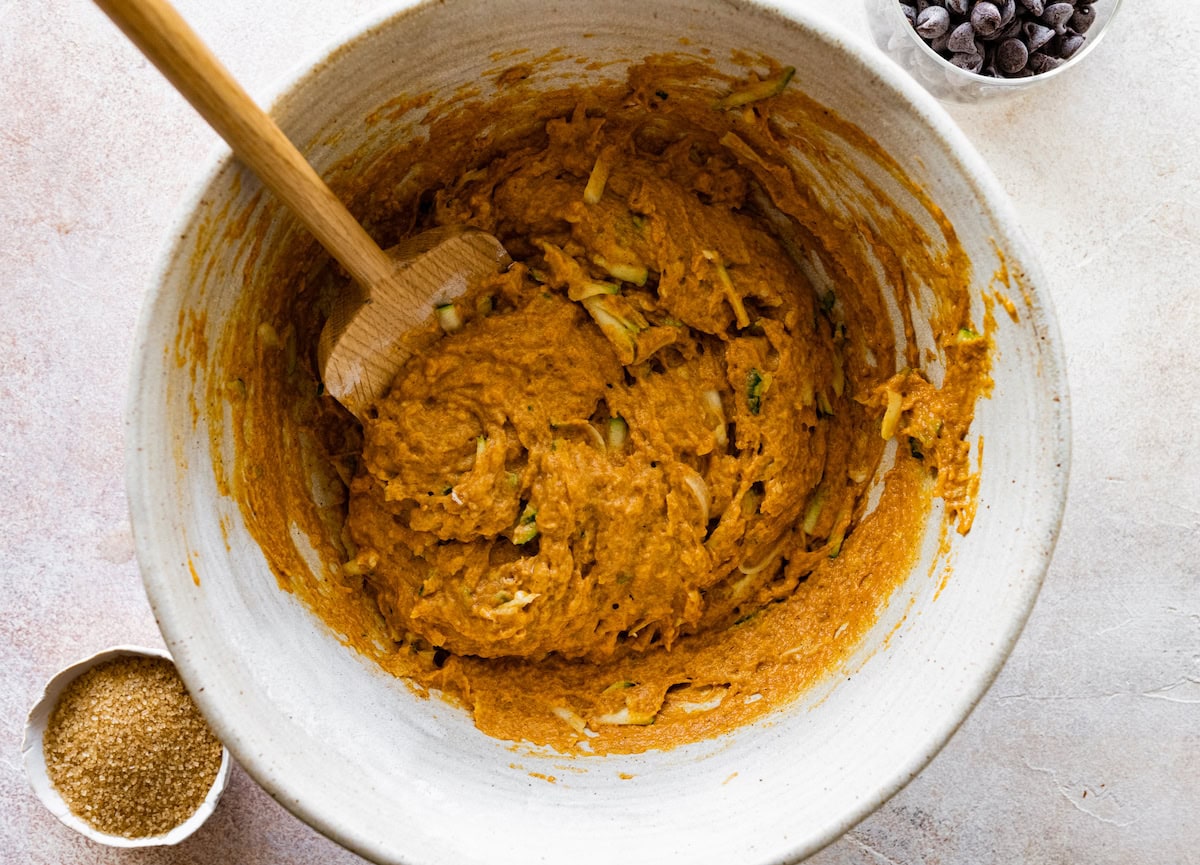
left=41, top=655, right=224, bottom=838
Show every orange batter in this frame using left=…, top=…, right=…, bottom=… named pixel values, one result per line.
left=209, top=54, right=990, bottom=753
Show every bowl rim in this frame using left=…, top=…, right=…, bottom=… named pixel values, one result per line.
left=21, top=645, right=233, bottom=848
left=125, top=1, right=1072, bottom=862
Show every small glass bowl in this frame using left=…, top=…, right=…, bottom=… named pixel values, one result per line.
left=22, top=646, right=232, bottom=848
left=866, top=0, right=1122, bottom=103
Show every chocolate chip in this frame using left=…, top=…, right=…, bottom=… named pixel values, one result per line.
left=947, top=21, right=979, bottom=53
left=996, top=37, right=1029, bottom=72
left=1024, top=21, right=1055, bottom=52
left=1070, top=4, right=1096, bottom=32
left=1042, top=2, right=1075, bottom=33
left=1058, top=30, right=1086, bottom=58
left=1018, top=0, right=1044, bottom=15
left=901, top=3, right=918, bottom=26
left=1028, top=51, right=1066, bottom=73
left=971, top=2, right=1003, bottom=37
left=916, top=6, right=952, bottom=38
left=997, top=15, right=1024, bottom=39
left=951, top=52, right=985, bottom=72
left=947, top=0, right=971, bottom=14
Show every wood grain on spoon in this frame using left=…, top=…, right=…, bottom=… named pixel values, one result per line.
left=94, top=0, right=510, bottom=418
left=317, top=226, right=510, bottom=417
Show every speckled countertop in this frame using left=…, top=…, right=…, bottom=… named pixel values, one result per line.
left=2, top=1, right=1196, bottom=862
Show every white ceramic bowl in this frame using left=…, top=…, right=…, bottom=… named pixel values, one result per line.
left=22, top=646, right=232, bottom=848
left=126, top=1, right=1069, bottom=863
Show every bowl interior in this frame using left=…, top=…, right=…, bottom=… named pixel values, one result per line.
left=127, top=1, right=1068, bottom=863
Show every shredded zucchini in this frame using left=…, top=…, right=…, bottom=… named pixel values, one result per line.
left=602, top=680, right=637, bottom=694
left=593, top=255, right=649, bottom=286
left=702, top=249, right=750, bottom=328
left=802, top=489, right=825, bottom=535
left=571, top=280, right=621, bottom=301
left=681, top=470, right=711, bottom=526
left=581, top=294, right=647, bottom=363
left=747, top=368, right=767, bottom=414
left=714, top=66, right=796, bottom=110
left=342, top=549, right=379, bottom=577
left=436, top=303, right=463, bottom=334
left=487, top=589, right=539, bottom=616
left=832, top=349, right=845, bottom=397
left=827, top=509, right=849, bottom=559
left=512, top=504, right=539, bottom=544
left=583, top=149, right=614, bottom=204
left=713, top=422, right=729, bottom=447
left=672, top=687, right=728, bottom=714
left=738, top=536, right=786, bottom=575
left=703, top=389, right=728, bottom=446
left=880, top=387, right=903, bottom=440
left=607, top=416, right=629, bottom=449
left=552, top=706, right=591, bottom=736
left=256, top=321, right=281, bottom=348
left=740, top=486, right=762, bottom=518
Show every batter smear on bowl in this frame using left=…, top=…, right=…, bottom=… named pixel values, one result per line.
left=211, top=55, right=993, bottom=753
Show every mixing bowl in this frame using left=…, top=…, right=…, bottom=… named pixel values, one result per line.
left=126, top=1, right=1069, bottom=862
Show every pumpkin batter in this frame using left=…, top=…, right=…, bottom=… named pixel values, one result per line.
left=350, top=96, right=865, bottom=665
left=210, top=54, right=992, bottom=753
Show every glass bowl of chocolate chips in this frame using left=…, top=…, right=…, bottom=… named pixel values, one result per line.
left=867, top=0, right=1121, bottom=102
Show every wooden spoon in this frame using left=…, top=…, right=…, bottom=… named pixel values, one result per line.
left=94, top=0, right=511, bottom=419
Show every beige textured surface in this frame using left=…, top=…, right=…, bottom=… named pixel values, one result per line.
left=2, top=0, right=1196, bottom=862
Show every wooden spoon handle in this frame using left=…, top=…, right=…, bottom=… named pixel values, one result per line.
left=93, top=0, right=394, bottom=289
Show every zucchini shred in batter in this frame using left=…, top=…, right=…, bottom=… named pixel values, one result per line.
left=208, top=54, right=992, bottom=754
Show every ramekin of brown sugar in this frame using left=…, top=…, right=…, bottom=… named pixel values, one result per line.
left=22, top=645, right=231, bottom=848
